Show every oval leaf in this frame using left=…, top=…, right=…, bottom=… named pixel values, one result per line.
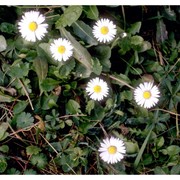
left=56, top=6, right=82, bottom=28
left=60, top=27, right=93, bottom=76
left=66, top=99, right=81, bottom=114
left=83, top=6, right=99, bottom=20
left=0, top=35, right=7, bottom=52
left=72, top=20, right=98, bottom=46
left=33, top=58, right=48, bottom=82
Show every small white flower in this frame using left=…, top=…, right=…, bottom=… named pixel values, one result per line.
left=134, top=81, right=160, bottom=109
left=18, top=11, right=48, bottom=42
left=99, top=136, right=126, bottom=164
left=92, top=18, right=117, bottom=43
left=50, top=38, right=73, bottom=61
left=86, top=77, right=109, bottom=101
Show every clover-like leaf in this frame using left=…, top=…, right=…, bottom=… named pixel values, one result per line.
left=30, top=153, right=48, bottom=169
left=15, top=112, right=34, bottom=129
left=26, top=145, right=42, bottom=156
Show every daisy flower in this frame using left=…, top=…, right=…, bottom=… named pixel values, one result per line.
left=134, top=81, right=160, bottom=109
left=18, top=11, right=48, bottom=42
left=98, top=136, right=126, bottom=164
left=50, top=38, right=73, bottom=61
left=92, top=18, right=117, bottom=43
left=86, top=77, right=109, bottom=101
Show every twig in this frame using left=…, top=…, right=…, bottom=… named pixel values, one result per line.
left=102, top=73, right=134, bottom=90
left=99, top=123, right=108, bottom=138
left=18, top=79, right=34, bottom=110
left=59, top=114, right=87, bottom=119
left=40, top=133, right=59, bottom=154
left=152, top=108, right=180, bottom=116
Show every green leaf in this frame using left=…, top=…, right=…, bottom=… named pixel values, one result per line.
left=59, top=59, right=75, bottom=78
left=92, top=58, right=102, bottom=75
left=0, top=156, right=7, bottom=173
left=83, top=6, right=99, bottom=20
left=156, top=18, right=168, bottom=43
left=65, top=119, right=73, bottom=126
left=154, top=166, right=167, bottom=175
left=72, top=20, right=98, bottom=46
left=6, top=168, right=20, bottom=175
left=33, top=58, right=48, bottom=82
left=66, top=99, right=81, bottom=114
left=111, top=73, right=131, bottom=87
left=0, top=22, right=16, bottom=34
left=15, top=112, right=34, bottom=129
left=0, top=145, right=9, bottom=153
left=0, top=35, right=7, bottom=52
left=166, top=145, right=180, bottom=156
left=0, top=91, right=15, bottom=103
left=40, top=78, right=60, bottom=92
left=171, top=165, right=180, bottom=174
left=13, top=101, right=28, bottom=114
left=156, top=136, right=164, bottom=148
left=38, top=43, right=57, bottom=65
left=130, top=67, right=143, bottom=75
left=75, top=63, right=92, bottom=78
left=30, top=153, right=48, bottom=169
left=125, top=141, right=139, bottom=154
left=23, top=169, right=37, bottom=175
left=145, top=61, right=163, bottom=73
left=138, top=41, right=151, bottom=52
left=127, top=21, right=141, bottom=35
left=8, top=62, right=29, bottom=78
left=92, top=45, right=111, bottom=72
left=79, top=120, right=99, bottom=134
left=86, top=100, right=95, bottom=115
left=121, top=90, right=133, bottom=101
left=118, top=36, right=131, bottom=55
left=26, top=145, right=42, bottom=156
left=163, top=7, right=176, bottom=21
left=131, top=35, right=144, bottom=46
left=134, top=124, right=154, bottom=168
left=56, top=6, right=82, bottom=28
left=41, top=94, right=58, bottom=110
left=0, top=123, right=9, bottom=141
left=60, top=27, right=93, bottom=76
left=142, top=154, right=153, bottom=166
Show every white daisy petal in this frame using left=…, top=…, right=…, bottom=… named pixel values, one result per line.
left=134, top=81, right=160, bottom=109
left=92, top=18, right=117, bottom=43
left=98, top=137, right=126, bottom=164
left=50, top=38, right=74, bottom=62
left=18, top=11, right=48, bottom=42
left=86, top=77, right=109, bottom=101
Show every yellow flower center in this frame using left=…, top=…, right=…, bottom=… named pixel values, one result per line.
left=100, top=26, right=109, bottom=35
left=108, top=145, right=117, bottom=154
left=29, top=21, right=38, bottom=31
left=143, top=91, right=151, bottom=99
left=58, top=46, right=66, bottom=54
left=93, top=85, right=102, bottom=93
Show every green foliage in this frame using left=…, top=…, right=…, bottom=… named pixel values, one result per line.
left=0, top=5, right=179, bottom=175
left=0, top=156, right=7, bottom=173
left=0, top=35, right=7, bottom=52
left=56, top=6, right=83, bottom=28
left=26, top=145, right=42, bottom=156
left=66, top=99, right=81, bottom=114
left=14, top=112, right=34, bottom=129
left=30, top=153, right=48, bottom=169
left=0, top=123, right=9, bottom=141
